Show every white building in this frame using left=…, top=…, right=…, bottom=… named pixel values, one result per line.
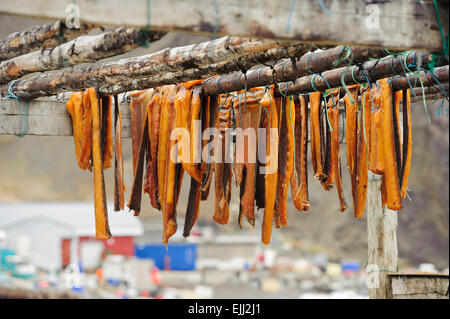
left=0, top=202, right=144, bottom=271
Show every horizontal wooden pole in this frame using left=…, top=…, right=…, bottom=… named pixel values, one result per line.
left=0, top=80, right=446, bottom=137
left=0, top=28, right=166, bottom=84
left=0, top=96, right=131, bottom=137
left=0, top=0, right=448, bottom=51
left=1, top=37, right=311, bottom=99
left=0, top=20, right=94, bottom=61
left=277, top=52, right=444, bottom=95
left=202, top=46, right=389, bottom=95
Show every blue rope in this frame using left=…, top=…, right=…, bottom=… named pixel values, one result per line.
left=285, top=0, right=297, bottom=34
left=4, top=80, right=30, bottom=138
left=317, top=0, right=331, bottom=15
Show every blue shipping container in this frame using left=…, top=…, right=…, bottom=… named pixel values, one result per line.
left=134, top=243, right=197, bottom=271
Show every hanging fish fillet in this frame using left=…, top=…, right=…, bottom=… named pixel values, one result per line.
left=66, top=92, right=84, bottom=168
left=400, top=89, right=412, bottom=199
left=344, top=85, right=360, bottom=212
left=144, top=89, right=162, bottom=210
left=212, top=94, right=232, bottom=225
left=79, top=91, right=93, bottom=171
left=127, top=110, right=149, bottom=217
left=183, top=176, right=202, bottom=237
left=234, top=88, right=265, bottom=226
left=261, top=86, right=278, bottom=245
left=163, top=94, right=184, bottom=245
left=290, top=96, right=304, bottom=211
left=129, top=89, right=155, bottom=174
left=101, top=96, right=114, bottom=170
left=354, top=87, right=372, bottom=218
left=299, top=95, right=310, bottom=211
left=158, top=85, right=178, bottom=213
left=328, top=93, right=347, bottom=212
left=88, top=88, right=112, bottom=239
left=309, top=92, right=325, bottom=182
left=392, top=90, right=403, bottom=179
left=324, top=89, right=340, bottom=190
left=114, top=95, right=125, bottom=212
left=276, top=96, right=294, bottom=227
left=201, top=95, right=217, bottom=200
left=379, top=78, right=402, bottom=210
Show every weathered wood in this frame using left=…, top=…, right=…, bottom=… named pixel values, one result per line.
left=0, top=20, right=94, bottom=61
left=0, top=0, right=448, bottom=51
left=202, top=46, right=388, bottom=96
left=0, top=97, right=131, bottom=137
left=0, top=37, right=311, bottom=99
left=390, top=273, right=449, bottom=299
left=0, top=28, right=166, bottom=84
left=278, top=55, right=448, bottom=95
left=366, top=172, right=398, bottom=299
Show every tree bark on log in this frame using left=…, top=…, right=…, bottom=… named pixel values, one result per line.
left=1, top=37, right=311, bottom=99
left=0, top=21, right=94, bottom=61
left=202, top=46, right=388, bottom=95
left=277, top=52, right=443, bottom=95
left=0, top=27, right=166, bottom=84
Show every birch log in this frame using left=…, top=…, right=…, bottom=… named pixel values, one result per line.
left=277, top=54, right=446, bottom=95
left=0, top=28, right=166, bottom=84
left=0, top=21, right=94, bottom=61
left=0, top=37, right=310, bottom=99
left=202, top=46, right=389, bottom=95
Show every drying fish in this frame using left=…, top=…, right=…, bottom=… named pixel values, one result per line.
left=89, top=88, right=111, bottom=239
left=183, top=176, right=202, bottom=237
left=327, top=91, right=347, bottom=212
left=145, top=89, right=162, bottom=210
left=66, top=92, right=83, bottom=166
left=324, top=89, right=340, bottom=190
left=310, top=92, right=326, bottom=182
left=400, top=89, right=412, bottom=199
left=344, top=84, right=360, bottom=212
left=101, top=96, right=114, bottom=170
left=260, top=86, right=278, bottom=245
left=129, top=89, right=154, bottom=174
left=379, top=78, right=402, bottom=210
left=234, top=88, right=265, bottom=226
left=276, top=96, right=294, bottom=227
left=213, top=94, right=233, bottom=225
left=114, top=95, right=125, bottom=211
left=393, top=89, right=403, bottom=179
left=354, top=86, right=371, bottom=218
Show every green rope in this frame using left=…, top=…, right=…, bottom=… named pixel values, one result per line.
left=404, top=53, right=431, bottom=124
left=4, top=80, right=30, bottom=138
left=429, top=0, right=449, bottom=72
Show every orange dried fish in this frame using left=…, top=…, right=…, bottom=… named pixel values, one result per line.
left=276, top=96, right=295, bottom=227
left=309, top=92, right=323, bottom=180
left=261, top=86, right=278, bottom=245
left=101, top=96, right=114, bottom=170
left=400, top=89, right=412, bottom=199
left=379, top=78, right=402, bottom=210
left=113, top=95, right=125, bottom=211
left=88, top=88, right=111, bottom=239
left=344, top=85, right=360, bottom=211
left=354, top=87, right=371, bottom=218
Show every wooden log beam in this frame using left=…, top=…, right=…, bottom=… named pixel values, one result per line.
left=0, top=0, right=448, bottom=51
left=0, top=20, right=94, bottom=61
left=278, top=53, right=447, bottom=95
left=366, top=172, right=398, bottom=299
left=0, top=28, right=166, bottom=84
left=0, top=37, right=311, bottom=99
left=0, top=96, right=132, bottom=137
left=202, top=46, right=389, bottom=96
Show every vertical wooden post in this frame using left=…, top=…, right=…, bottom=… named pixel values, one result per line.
left=366, top=172, right=399, bottom=299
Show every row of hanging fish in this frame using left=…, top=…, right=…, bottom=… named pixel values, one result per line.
left=66, top=77, right=412, bottom=245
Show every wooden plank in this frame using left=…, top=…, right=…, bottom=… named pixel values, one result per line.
left=0, top=97, right=131, bottom=137
left=0, top=0, right=447, bottom=51
left=390, top=274, right=449, bottom=299
left=366, top=172, right=399, bottom=299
